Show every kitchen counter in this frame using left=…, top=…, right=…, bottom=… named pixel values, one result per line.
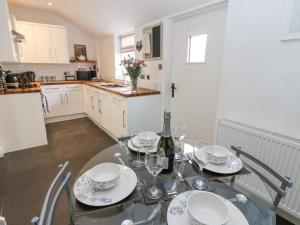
left=38, top=80, right=160, bottom=97
left=0, top=87, right=41, bottom=95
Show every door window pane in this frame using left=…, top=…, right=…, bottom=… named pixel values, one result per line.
left=187, top=34, right=207, bottom=63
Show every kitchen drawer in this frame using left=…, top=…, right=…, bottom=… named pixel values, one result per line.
left=110, top=94, right=126, bottom=107
left=63, top=84, right=82, bottom=91
left=41, top=85, right=63, bottom=93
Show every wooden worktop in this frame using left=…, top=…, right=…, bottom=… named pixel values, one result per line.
left=0, top=87, right=41, bottom=95
left=39, top=80, right=161, bottom=97
left=0, top=80, right=160, bottom=97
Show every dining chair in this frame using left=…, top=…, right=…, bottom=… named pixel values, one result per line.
left=31, top=161, right=77, bottom=225
left=231, top=146, right=293, bottom=210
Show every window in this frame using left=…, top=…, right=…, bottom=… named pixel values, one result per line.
left=187, top=34, right=207, bottom=63
left=118, top=33, right=135, bottom=81
left=120, top=33, right=135, bottom=59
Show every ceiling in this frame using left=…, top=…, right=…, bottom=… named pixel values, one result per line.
left=8, top=0, right=212, bottom=37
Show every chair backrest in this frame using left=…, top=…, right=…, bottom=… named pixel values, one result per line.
left=231, top=146, right=293, bottom=209
left=31, top=161, right=77, bottom=225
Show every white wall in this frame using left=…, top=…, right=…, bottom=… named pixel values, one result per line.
left=135, top=22, right=164, bottom=91
left=217, top=0, right=300, bottom=139
left=2, top=6, right=98, bottom=80
left=97, top=36, right=117, bottom=81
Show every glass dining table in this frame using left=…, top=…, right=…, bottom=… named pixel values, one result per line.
left=73, top=143, right=276, bottom=225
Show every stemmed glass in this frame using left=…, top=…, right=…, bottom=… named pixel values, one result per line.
left=190, top=139, right=209, bottom=190
left=172, top=122, right=187, bottom=160
left=145, top=151, right=166, bottom=199
left=131, top=133, right=145, bottom=168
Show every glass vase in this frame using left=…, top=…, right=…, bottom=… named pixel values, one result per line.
left=131, top=78, right=138, bottom=92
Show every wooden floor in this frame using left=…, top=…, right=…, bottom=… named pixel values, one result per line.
left=0, top=118, right=116, bottom=225
left=0, top=118, right=294, bottom=225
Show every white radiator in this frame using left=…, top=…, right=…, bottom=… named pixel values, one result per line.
left=216, top=119, right=300, bottom=219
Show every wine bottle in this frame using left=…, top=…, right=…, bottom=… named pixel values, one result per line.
left=157, top=111, right=175, bottom=173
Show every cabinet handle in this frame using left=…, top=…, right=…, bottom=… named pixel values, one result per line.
left=98, top=99, right=102, bottom=113
left=91, top=96, right=94, bottom=109
left=122, top=110, right=126, bottom=128
left=60, top=93, right=63, bottom=105
left=65, top=92, right=68, bottom=104
left=49, top=47, right=52, bottom=58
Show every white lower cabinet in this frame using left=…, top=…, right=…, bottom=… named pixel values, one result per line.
left=42, top=84, right=83, bottom=118
left=49, top=84, right=161, bottom=138
left=82, top=85, right=161, bottom=138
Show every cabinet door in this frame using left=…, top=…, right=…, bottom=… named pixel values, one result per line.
left=64, top=85, right=83, bottom=115
left=33, top=24, right=52, bottom=63
left=50, top=27, right=69, bottom=63
left=109, top=95, right=127, bottom=137
left=98, top=92, right=109, bottom=129
left=83, top=86, right=94, bottom=117
left=42, top=87, right=65, bottom=118
left=15, top=22, right=37, bottom=63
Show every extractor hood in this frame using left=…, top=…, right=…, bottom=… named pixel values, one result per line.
left=12, top=29, right=25, bottom=41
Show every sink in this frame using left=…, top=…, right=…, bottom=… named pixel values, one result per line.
left=98, top=83, right=126, bottom=88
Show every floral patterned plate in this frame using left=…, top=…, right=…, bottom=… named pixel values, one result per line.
left=127, top=136, right=158, bottom=153
left=74, top=164, right=137, bottom=206
left=195, top=149, right=243, bottom=174
left=167, top=191, right=249, bottom=225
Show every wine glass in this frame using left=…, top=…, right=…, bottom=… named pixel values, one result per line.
left=172, top=122, right=187, bottom=160
left=192, top=140, right=209, bottom=190
left=131, top=133, right=145, bottom=168
left=145, top=151, right=166, bottom=199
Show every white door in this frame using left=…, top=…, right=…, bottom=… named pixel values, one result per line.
left=50, top=27, right=69, bottom=63
left=171, top=7, right=227, bottom=143
left=15, top=22, right=37, bottom=63
left=33, top=24, right=52, bottom=63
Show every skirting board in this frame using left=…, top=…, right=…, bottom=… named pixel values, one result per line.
left=45, top=113, right=86, bottom=124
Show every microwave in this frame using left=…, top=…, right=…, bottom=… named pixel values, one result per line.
left=76, top=71, right=97, bottom=80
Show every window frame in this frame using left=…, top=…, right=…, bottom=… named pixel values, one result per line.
left=186, top=33, right=208, bottom=64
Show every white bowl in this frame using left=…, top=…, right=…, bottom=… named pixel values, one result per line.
left=137, top=131, right=157, bottom=146
left=203, top=145, right=230, bottom=164
left=187, top=191, right=229, bottom=225
left=87, top=163, right=120, bottom=190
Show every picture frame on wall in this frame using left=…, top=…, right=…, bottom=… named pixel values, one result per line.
left=74, top=44, right=87, bottom=61
left=282, top=0, right=300, bottom=41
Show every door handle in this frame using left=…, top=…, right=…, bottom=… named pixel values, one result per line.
left=171, top=83, right=177, bottom=98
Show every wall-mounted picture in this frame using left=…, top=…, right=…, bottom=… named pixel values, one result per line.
left=74, top=44, right=87, bottom=61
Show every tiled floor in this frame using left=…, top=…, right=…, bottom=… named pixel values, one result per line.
left=0, top=118, right=294, bottom=225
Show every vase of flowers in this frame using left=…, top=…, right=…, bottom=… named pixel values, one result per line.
left=121, top=56, right=145, bottom=92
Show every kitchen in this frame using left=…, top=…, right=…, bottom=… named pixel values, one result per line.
left=1, top=0, right=300, bottom=225
left=0, top=0, right=162, bottom=153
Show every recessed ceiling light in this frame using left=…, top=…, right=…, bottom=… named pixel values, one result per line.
left=47, top=2, right=52, bottom=7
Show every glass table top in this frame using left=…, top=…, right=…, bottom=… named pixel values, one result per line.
left=73, top=144, right=276, bottom=225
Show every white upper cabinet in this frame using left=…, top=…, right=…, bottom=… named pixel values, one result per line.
left=15, top=21, right=70, bottom=64
left=50, top=27, right=69, bottom=63
left=15, top=22, right=37, bottom=63
left=0, top=0, right=18, bottom=62
left=33, top=24, right=53, bottom=63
